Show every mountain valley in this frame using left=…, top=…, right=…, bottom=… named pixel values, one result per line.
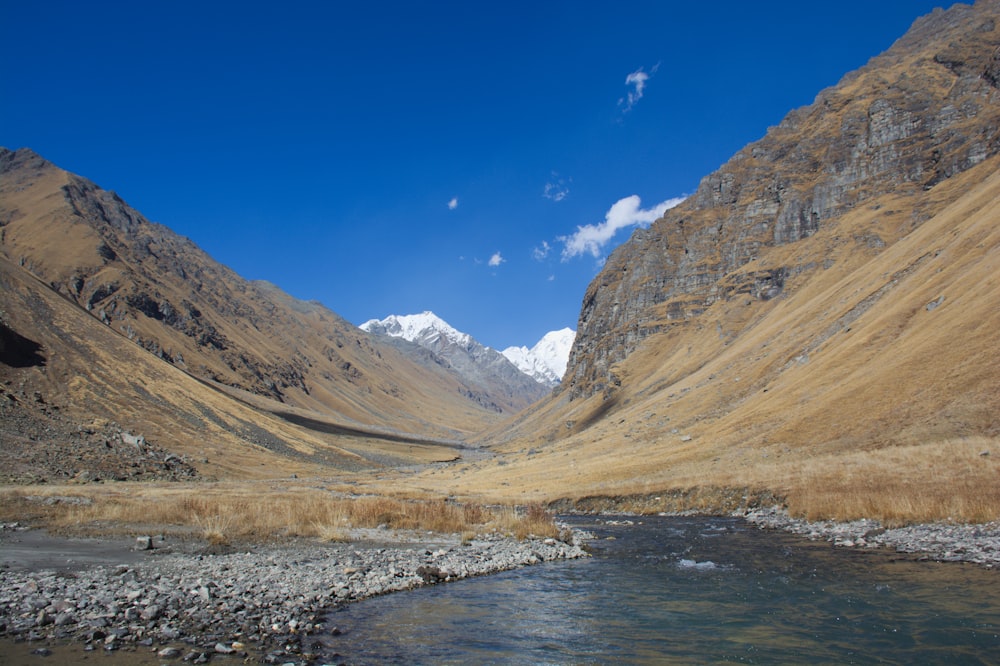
left=1, top=0, right=999, bottom=527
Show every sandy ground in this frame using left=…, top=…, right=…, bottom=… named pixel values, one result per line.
left=0, top=528, right=151, bottom=574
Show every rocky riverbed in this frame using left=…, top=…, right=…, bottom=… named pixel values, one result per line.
left=742, top=506, right=1000, bottom=567
left=0, top=524, right=589, bottom=663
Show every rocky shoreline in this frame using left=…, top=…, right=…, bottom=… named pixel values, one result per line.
left=0, top=526, right=589, bottom=663
left=742, top=506, right=1000, bottom=568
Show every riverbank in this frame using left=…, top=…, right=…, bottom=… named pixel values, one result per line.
left=0, top=524, right=589, bottom=664
left=742, top=506, right=1000, bottom=567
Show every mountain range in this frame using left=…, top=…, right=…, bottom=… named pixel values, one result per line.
left=360, top=311, right=573, bottom=388
left=1, top=0, right=998, bottom=519
left=360, top=312, right=554, bottom=412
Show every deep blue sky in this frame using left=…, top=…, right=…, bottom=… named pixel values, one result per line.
left=2, top=1, right=947, bottom=349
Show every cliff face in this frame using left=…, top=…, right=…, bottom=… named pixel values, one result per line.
left=565, top=0, right=1000, bottom=399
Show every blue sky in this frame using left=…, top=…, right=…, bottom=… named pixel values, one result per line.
left=2, top=1, right=945, bottom=350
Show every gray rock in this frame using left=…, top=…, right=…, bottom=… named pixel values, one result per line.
left=0, top=526, right=588, bottom=655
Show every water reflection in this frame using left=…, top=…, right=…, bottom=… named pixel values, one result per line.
left=322, top=517, right=1000, bottom=665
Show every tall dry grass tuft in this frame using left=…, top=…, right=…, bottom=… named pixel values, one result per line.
left=491, top=503, right=561, bottom=540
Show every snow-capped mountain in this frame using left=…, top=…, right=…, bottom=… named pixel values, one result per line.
left=502, top=328, right=576, bottom=387
left=360, top=311, right=471, bottom=349
left=360, top=312, right=550, bottom=413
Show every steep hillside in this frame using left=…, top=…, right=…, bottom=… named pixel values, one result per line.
left=0, top=253, right=476, bottom=483
left=0, top=148, right=518, bottom=444
left=565, top=0, right=1000, bottom=401
left=399, top=0, right=1000, bottom=518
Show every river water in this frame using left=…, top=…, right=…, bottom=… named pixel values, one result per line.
left=319, top=516, right=1000, bottom=665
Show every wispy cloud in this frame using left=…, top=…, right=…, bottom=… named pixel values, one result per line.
left=543, top=173, right=571, bottom=202
left=488, top=251, right=505, bottom=267
left=560, top=194, right=685, bottom=260
left=447, top=197, right=458, bottom=210
left=618, top=64, right=659, bottom=114
left=532, top=240, right=551, bottom=261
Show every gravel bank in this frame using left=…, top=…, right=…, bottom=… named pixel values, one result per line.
left=0, top=526, right=589, bottom=663
left=742, top=506, right=1000, bottom=567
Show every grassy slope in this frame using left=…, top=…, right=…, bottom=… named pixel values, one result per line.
left=0, top=254, right=469, bottom=480
left=0, top=150, right=519, bottom=444
left=386, top=156, right=1000, bottom=523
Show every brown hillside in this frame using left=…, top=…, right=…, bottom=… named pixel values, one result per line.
left=0, top=252, right=476, bottom=483
left=379, top=1, right=1000, bottom=522
left=0, top=147, right=535, bottom=447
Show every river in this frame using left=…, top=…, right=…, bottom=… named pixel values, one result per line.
left=319, top=515, right=1000, bottom=665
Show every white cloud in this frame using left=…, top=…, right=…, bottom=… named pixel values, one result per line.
left=618, top=63, right=659, bottom=114
left=447, top=197, right=458, bottom=210
left=532, top=240, right=551, bottom=261
left=560, top=194, right=685, bottom=260
left=488, top=251, right=504, bottom=267
left=543, top=173, right=571, bottom=201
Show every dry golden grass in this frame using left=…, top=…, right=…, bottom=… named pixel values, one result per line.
left=0, top=483, right=561, bottom=543
left=422, top=157, right=1000, bottom=526
left=780, top=438, right=1000, bottom=525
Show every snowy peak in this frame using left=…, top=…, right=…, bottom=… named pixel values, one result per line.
left=360, top=312, right=551, bottom=412
left=362, top=312, right=574, bottom=391
left=502, top=328, right=576, bottom=387
left=360, top=311, right=472, bottom=349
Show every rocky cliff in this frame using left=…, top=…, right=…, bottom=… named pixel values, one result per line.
left=564, top=0, right=1000, bottom=399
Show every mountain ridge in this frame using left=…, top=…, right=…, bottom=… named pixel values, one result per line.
left=360, top=312, right=550, bottom=413
left=0, top=147, right=522, bottom=449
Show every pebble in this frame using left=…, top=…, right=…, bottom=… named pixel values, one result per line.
left=742, top=506, right=1000, bottom=567
left=0, top=530, right=588, bottom=656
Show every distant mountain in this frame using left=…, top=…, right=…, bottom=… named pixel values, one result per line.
left=360, top=312, right=551, bottom=412
left=360, top=312, right=472, bottom=350
left=502, top=328, right=576, bottom=387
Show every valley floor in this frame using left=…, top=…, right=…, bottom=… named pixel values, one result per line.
left=1, top=484, right=998, bottom=665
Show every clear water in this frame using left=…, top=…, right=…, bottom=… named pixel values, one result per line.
left=319, top=516, right=1000, bottom=665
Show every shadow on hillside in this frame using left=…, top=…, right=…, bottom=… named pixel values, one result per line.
left=274, top=411, right=466, bottom=449
left=0, top=321, right=46, bottom=368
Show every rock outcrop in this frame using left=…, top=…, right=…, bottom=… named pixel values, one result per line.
left=564, top=0, right=1000, bottom=399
